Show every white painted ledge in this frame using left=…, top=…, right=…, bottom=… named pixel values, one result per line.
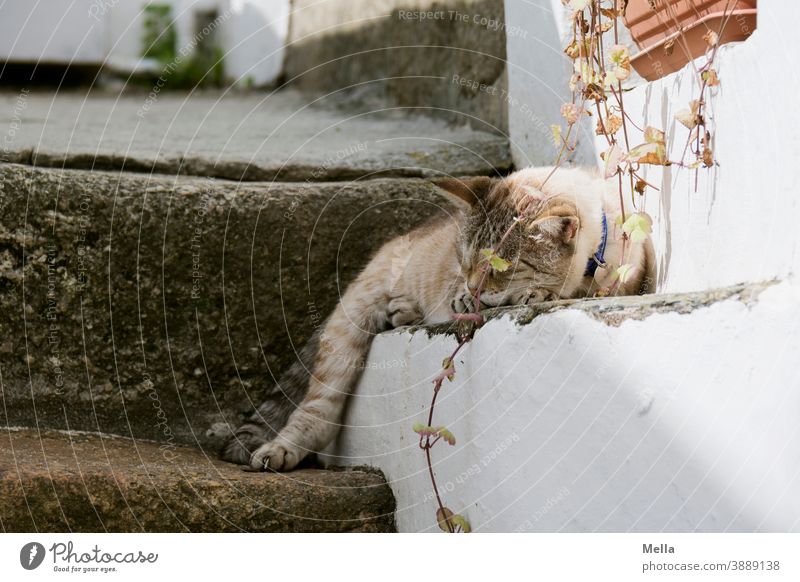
left=323, top=280, right=800, bottom=533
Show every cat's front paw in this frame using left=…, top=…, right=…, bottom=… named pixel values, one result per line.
left=525, top=289, right=558, bottom=305
left=451, top=291, right=478, bottom=314
left=387, top=297, right=423, bottom=328
left=250, top=440, right=304, bottom=471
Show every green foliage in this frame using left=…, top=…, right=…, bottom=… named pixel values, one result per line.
left=480, top=248, right=511, bottom=272
left=142, top=4, right=176, bottom=63
left=413, top=423, right=456, bottom=445
left=140, top=5, right=224, bottom=89
left=436, top=507, right=471, bottom=533
left=620, top=213, right=652, bottom=243
left=169, top=46, right=225, bottom=89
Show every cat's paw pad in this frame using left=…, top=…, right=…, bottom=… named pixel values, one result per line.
left=250, top=440, right=303, bottom=472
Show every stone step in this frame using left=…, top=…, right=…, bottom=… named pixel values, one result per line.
left=0, top=163, right=455, bottom=447
left=0, top=89, right=510, bottom=181
left=0, top=429, right=395, bottom=532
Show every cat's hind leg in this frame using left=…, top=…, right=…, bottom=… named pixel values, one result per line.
left=220, top=336, right=318, bottom=466
left=249, top=277, right=387, bottom=471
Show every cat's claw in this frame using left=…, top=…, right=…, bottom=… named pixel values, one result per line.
left=525, top=289, right=559, bottom=304
left=250, top=440, right=302, bottom=471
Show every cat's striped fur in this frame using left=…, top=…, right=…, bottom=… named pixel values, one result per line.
left=221, top=167, right=656, bottom=470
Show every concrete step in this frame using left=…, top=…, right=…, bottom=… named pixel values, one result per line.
left=0, top=163, right=457, bottom=447
left=0, top=89, right=510, bottom=181
left=0, top=428, right=395, bottom=532
left=284, top=0, right=508, bottom=133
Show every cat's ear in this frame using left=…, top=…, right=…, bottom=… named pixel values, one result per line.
left=528, top=215, right=580, bottom=245
left=432, top=176, right=498, bottom=207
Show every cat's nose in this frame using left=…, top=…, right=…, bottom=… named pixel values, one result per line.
left=466, top=273, right=483, bottom=294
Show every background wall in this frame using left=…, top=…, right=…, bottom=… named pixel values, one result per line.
left=505, top=0, right=800, bottom=293
left=0, top=0, right=289, bottom=87
left=611, top=6, right=800, bottom=293
left=284, top=0, right=509, bottom=133
left=0, top=0, right=106, bottom=65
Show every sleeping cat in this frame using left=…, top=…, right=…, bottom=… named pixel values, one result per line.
left=220, top=166, right=656, bottom=470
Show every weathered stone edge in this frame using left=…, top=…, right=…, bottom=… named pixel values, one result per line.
left=400, top=281, right=777, bottom=338
left=4, top=139, right=512, bottom=182
left=0, top=428, right=397, bottom=533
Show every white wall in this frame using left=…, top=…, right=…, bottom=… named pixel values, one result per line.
left=1, top=0, right=289, bottom=87
left=504, top=0, right=595, bottom=167
left=222, top=0, right=289, bottom=87
left=325, top=281, right=800, bottom=532
left=0, top=0, right=105, bottom=64
left=604, top=2, right=800, bottom=293
left=506, top=0, right=800, bottom=293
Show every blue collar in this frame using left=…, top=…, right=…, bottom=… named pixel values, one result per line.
left=584, top=211, right=608, bottom=277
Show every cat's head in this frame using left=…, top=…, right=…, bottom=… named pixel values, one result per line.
left=434, top=174, right=583, bottom=307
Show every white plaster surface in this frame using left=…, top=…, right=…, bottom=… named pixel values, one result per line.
left=325, top=281, right=800, bottom=532
left=1, top=0, right=289, bottom=87
left=503, top=0, right=596, bottom=167
left=605, top=1, right=800, bottom=293
left=506, top=0, right=800, bottom=293
left=0, top=0, right=105, bottom=64
left=222, top=0, right=289, bottom=87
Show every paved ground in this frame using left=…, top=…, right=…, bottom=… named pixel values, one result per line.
left=0, top=428, right=395, bottom=532
left=0, top=89, right=511, bottom=180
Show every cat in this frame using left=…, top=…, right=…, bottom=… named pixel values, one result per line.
left=220, top=166, right=656, bottom=470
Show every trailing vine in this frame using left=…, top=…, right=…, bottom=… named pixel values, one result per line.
left=416, top=0, right=733, bottom=532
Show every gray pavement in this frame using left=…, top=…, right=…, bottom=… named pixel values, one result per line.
left=0, top=89, right=511, bottom=180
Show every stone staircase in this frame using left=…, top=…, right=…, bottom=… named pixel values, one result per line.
left=0, top=428, right=394, bottom=532
left=0, top=89, right=511, bottom=532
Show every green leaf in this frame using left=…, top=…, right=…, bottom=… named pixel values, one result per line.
left=629, top=228, right=648, bottom=243
left=480, top=248, right=511, bottom=272
left=621, top=212, right=652, bottom=243
left=438, top=427, right=456, bottom=446
left=451, top=514, right=472, bottom=533
left=413, top=423, right=437, bottom=437
left=616, top=264, right=633, bottom=283
left=629, top=127, right=668, bottom=166
left=603, top=143, right=624, bottom=179
left=489, top=255, right=511, bottom=272
left=550, top=124, right=563, bottom=148
left=436, top=507, right=455, bottom=532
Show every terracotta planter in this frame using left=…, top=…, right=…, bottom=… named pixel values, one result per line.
left=624, top=0, right=757, bottom=81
